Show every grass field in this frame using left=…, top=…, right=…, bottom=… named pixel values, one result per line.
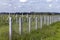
left=0, top=15, right=60, bottom=40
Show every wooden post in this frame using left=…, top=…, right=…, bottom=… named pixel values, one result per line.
left=9, top=17, right=12, bottom=40
left=53, top=16, right=55, bottom=22
left=40, top=15, right=42, bottom=29
left=22, top=13, right=23, bottom=21
left=58, top=16, right=59, bottom=21
left=47, top=16, right=49, bottom=25
left=54, top=15, right=57, bottom=22
left=16, top=14, right=18, bottom=23
left=51, top=16, right=52, bottom=24
left=28, top=17, right=31, bottom=33
left=57, top=15, right=59, bottom=21
left=59, top=15, right=60, bottom=21
left=52, top=16, right=54, bottom=23
left=59, top=16, right=60, bottom=21
left=26, top=14, right=29, bottom=22
left=53, top=15, right=55, bottom=23
left=44, top=16, right=46, bottom=25
left=55, top=16, right=57, bottom=22
left=35, top=17, right=38, bottom=30
left=50, top=16, right=51, bottom=24
left=56, top=16, right=58, bottom=22
left=19, top=17, right=22, bottom=35
left=53, top=16, right=56, bottom=22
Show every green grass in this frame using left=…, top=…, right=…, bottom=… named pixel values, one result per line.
left=0, top=15, right=60, bottom=40
left=42, top=21, right=60, bottom=40
left=0, top=21, right=60, bottom=40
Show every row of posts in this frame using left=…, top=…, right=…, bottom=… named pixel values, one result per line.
left=9, top=15, right=60, bottom=40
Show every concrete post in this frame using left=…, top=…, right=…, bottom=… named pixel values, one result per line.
left=9, top=17, right=12, bottom=40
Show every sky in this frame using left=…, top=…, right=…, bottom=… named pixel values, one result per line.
left=0, top=0, right=60, bottom=13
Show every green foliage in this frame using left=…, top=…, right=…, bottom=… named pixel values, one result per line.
left=0, top=15, right=60, bottom=40
left=1, top=21, right=60, bottom=40
left=12, top=29, right=41, bottom=40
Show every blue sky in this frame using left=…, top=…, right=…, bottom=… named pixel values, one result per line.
left=0, top=0, right=60, bottom=12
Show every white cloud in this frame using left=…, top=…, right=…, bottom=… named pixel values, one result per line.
left=2, top=3, right=8, bottom=5
left=56, top=0, right=58, bottom=2
left=14, top=7, right=17, bottom=9
left=18, top=6, right=22, bottom=8
left=8, top=4, right=12, bottom=6
left=19, top=0, right=28, bottom=2
left=46, top=0, right=53, bottom=2
left=56, top=6, right=60, bottom=9
left=49, top=4, right=52, bottom=7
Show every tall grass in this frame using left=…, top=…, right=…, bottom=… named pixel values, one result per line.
left=0, top=15, right=60, bottom=40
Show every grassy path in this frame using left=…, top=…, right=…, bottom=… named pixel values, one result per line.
left=0, top=25, right=9, bottom=40
left=0, top=22, right=60, bottom=40
left=52, top=22, right=60, bottom=40
left=42, top=22, right=60, bottom=40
